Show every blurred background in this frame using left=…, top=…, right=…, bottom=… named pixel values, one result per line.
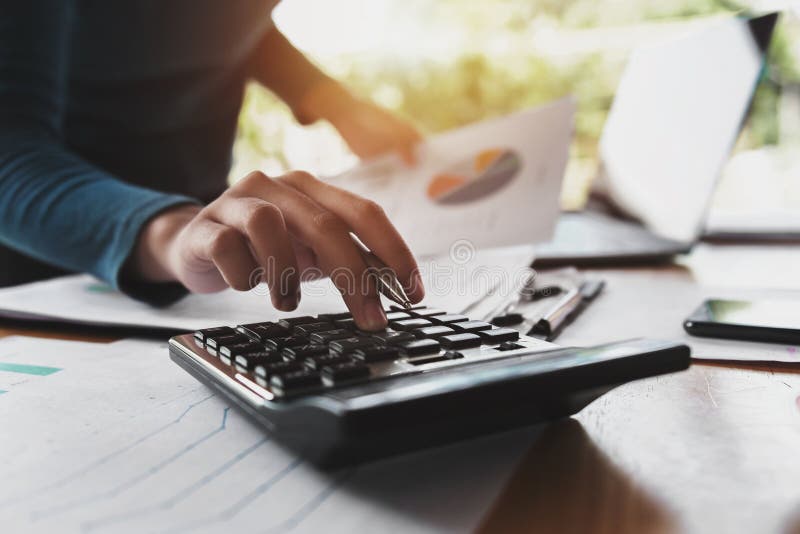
left=232, top=0, right=800, bottom=215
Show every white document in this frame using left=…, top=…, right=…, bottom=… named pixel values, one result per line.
left=328, top=97, right=575, bottom=256
left=0, top=246, right=535, bottom=332
left=0, top=336, right=535, bottom=534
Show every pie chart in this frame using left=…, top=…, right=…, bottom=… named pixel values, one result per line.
left=426, top=148, right=521, bottom=205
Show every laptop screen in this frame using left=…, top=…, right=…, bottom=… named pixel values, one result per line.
left=597, top=13, right=777, bottom=243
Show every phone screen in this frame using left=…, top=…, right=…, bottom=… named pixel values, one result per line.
left=704, top=299, right=800, bottom=330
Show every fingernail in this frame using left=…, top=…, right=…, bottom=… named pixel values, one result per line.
left=279, top=295, right=298, bottom=311
left=361, top=300, right=387, bottom=331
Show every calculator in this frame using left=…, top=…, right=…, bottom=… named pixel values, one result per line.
left=169, top=305, right=690, bottom=466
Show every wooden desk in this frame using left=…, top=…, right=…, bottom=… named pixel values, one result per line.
left=479, top=244, right=800, bottom=534
left=0, top=324, right=116, bottom=344
left=3, top=243, right=799, bottom=533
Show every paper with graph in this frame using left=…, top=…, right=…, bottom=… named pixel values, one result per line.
left=328, top=96, right=575, bottom=257
left=0, top=244, right=535, bottom=332
left=0, top=336, right=536, bottom=533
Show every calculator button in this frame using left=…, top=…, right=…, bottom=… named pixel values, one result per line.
left=371, top=331, right=416, bottom=345
left=334, top=317, right=358, bottom=330
left=235, top=351, right=282, bottom=371
left=352, top=346, right=401, bottom=363
left=254, top=361, right=304, bottom=383
left=281, top=344, right=328, bottom=361
left=410, top=308, right=446, bottom=318
left=443, top=351, right=464, bottom=360
left=432, top=314, right=469, bottom=324
left=479, top=328, right=520, bottom=344
left=219, top=342, right=263, bottom=364
left=309, top=329, right=353, bottom=344
left=398, top=339, right=440, bottom=356
left=452, top=321, right=493, bottom=334
left=206, top=333, right=249, bottom=350
left=264, top=335, right=307, bottom=351
left=329, top=337, right=378, bottom=354
left=278, top=316, right=319, bottom=329
left=490, top=313, right=524, bottom=327
left=392, top=318, right=433, bottom=331
left=316, top=312, right=352, bottom=321
left=270, top=369, right=322, bottom=393
left=352, top=328, right=388, bottom=337
left=497, top=341, right=524, bottom=351
left=194, top=326, right=234, bottom=344
left=414, top=325, right=456, bottom=339
left=219, top=341, right=263, bottom=359
left=321, top=362, right=370, bottom=384
left=385, top=311, right=411, bottom=321
left=237, top=322, right=290, bottom=342
left=304, top=353, right=352, bottom=370
left=293, top=322, right=336, bottom=336
left=439, top=333, right=481, bottom=350
left=390, top=304, right=426, bottom=311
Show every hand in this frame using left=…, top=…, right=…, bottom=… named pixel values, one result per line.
left=131, top=171, right=425, bottom=330
left=299, top=81, right=422, bottom=165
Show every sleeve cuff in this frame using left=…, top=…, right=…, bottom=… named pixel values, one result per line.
left=104, top=192, right=199, bottom=307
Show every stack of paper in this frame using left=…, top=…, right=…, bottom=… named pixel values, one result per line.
left=0, top=336, right=536, bottom=534
left=0, top=245, right=535, bottom=333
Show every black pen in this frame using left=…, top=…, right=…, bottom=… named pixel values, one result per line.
left=528, top=279, right=605, bottom=341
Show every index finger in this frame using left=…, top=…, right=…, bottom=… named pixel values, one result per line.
left=280, top=171, right=424, bottom=303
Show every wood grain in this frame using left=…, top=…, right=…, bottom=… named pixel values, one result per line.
left=0, top=325, right=116, bottom=343
left=479, top=244, right=800, bottom=534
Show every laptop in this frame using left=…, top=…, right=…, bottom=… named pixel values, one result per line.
left=534, top=12, right=778, bottom=268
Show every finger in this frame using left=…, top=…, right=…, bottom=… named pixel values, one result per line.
left=404, top=124, right=423, bottom=143
left=182, top=218, right=256, bottom=293
left=205, top=224, right=259, bottom=292
left=292, top=241, right=322, bottom=280
left=241, top=174, right=388, bottom=330
left=279, top=171, right=424, bottom=303
left=205, top=196, right=300, bottom=311
left=399, top=142, right=417, bottom=166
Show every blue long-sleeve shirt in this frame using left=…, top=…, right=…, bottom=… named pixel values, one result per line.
left=0, top=0, right=277, bottom=302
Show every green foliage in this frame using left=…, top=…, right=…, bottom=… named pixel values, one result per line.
left=236, top=0, right=799, bottom=191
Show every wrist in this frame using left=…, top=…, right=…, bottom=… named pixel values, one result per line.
left=131, top=203, right=200, bottom=282
left=296, top=79, right=357, bottom=125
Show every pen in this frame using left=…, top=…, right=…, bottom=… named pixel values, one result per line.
left=528, top=279, right=605, bottom=341
left=479, top=270, right=536, bottom=322
left=350, top=234, right=412, bottom=309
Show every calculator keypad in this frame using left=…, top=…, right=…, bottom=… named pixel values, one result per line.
left=192, top=306, right=541, bottom=398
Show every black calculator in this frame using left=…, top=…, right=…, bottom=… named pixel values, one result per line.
left=169, top=305, right=690, bottom=466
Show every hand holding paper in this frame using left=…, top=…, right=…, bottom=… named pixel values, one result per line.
left=327, top=96, right=575, bottom=257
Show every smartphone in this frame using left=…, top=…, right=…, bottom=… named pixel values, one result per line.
left=684, top=299, right=800, bottom=344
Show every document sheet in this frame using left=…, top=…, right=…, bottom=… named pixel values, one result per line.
left=0, top=336, right=535, bottom=534
left=0, top=246, right=536, bottom=332
left=327, top=97, right=574, bottom=256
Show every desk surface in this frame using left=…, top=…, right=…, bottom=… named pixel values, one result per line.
left=3, top=243, right=799, bottom=534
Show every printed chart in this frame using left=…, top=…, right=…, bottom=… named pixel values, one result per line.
left=0, top=337, right=534, bottom=534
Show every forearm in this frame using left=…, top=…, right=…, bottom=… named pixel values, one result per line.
left=249, top=26, right=355, bottom=124
left=0, top=132, right=197, bottom=295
